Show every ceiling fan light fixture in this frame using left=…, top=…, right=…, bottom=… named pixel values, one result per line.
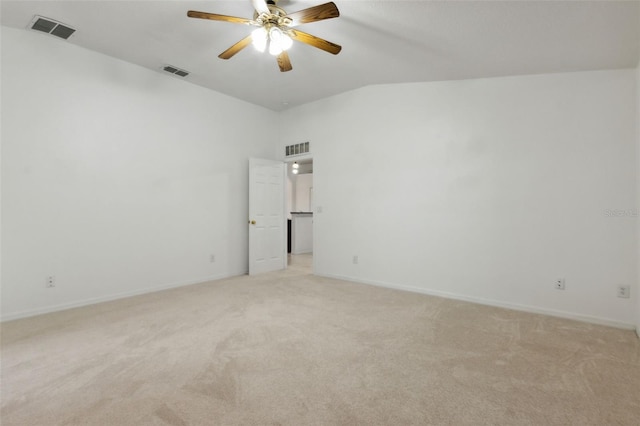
left=252, top=26, right=291, bottom=56
left=280, top=33, right=293, bottom=51
left=269, top=27, right=292, bottom=54
left=269, top=39, right=283, bottom=56
left=251, top=27, right=267, bottom=52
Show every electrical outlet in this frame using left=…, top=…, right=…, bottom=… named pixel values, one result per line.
left=555, top=278, right=565, bottom=290
left=210, top=254, right=216, bottom=263
left=46, top=276, right=55, bottom=288
left=352, top=255, right=358, bottom=265
left=617, top=285, right=630, bottom=298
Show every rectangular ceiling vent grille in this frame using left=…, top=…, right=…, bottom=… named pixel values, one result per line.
left=285, top=142, right=310, bottom=157
left=29, top=16, right=76, bottom=40
left=163, top=65, right=190, bottom=77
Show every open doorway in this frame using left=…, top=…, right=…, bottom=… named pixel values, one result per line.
left=285, top=158, right=313, bottom=273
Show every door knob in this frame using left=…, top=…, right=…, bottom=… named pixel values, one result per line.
left=250, top=220, right=256, bottom=225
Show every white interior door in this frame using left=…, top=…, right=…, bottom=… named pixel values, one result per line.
left=249, top=158, right=286, bottom=275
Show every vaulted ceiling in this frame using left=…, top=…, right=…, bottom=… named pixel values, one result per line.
left=2, top=1, right=639, bottom=111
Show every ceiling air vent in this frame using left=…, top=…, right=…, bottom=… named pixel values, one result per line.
left=285, top=142, right=310, bottom=157
left=29, top=16, right=76, bottom=40
left=163, top=65, right=190, bottom=77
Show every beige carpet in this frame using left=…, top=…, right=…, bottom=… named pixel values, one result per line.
left=2, top=255, right=639, bottom=425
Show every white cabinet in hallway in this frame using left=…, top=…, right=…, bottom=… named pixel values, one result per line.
left=291, top=212, right=313, bottom=254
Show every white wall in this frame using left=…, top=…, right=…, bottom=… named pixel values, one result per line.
left=286, top=168, right=294, bottom=220
left=2, top=27, right=638, bottom=329
left=636, top=59, right=640, bottom=337
left=286, top=163, right=314, bottom=217
left=1, top=27, right=277, bottom=320
left=280, top=70, right=638, bottom=328
left=294, top=174, right=313, bottom=212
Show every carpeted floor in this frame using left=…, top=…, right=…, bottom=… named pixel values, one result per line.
left=2, top=254, right=639, bottom=425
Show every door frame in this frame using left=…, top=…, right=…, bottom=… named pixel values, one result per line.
left=284, top=155, right=314, bottom=271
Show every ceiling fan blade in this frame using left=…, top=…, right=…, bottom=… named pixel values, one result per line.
left=218, top=35, right=253, bottom=60
left=286, top=2, right=340, bottom=26
left=187, top=10, right=252, bottom=25
left=277, top=51, right=293, bottom=72
left=289, top=29, right=341, bottom=55
left=252, top=0, right=270, bottom=15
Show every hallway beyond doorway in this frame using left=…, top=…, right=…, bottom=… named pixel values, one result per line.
left=287, top=253, right=312, bottom=274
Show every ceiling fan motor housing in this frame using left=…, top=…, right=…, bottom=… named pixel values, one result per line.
left=254, top=3, right=291, bottom=27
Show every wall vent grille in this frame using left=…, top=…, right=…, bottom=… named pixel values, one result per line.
left=163, top=65, right=190, bottom=77
left=29, top=16, right=76, bottom=40
left=285, top=142, right=310, bottom=157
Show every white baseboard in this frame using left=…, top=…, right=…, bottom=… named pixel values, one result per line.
left=318, top=273, right=637, bottom=331
left=5, top=270, right=638, bottom=336
left=1, top=272, right=242, bottom=322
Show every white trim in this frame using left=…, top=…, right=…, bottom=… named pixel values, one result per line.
left=0, top=272, right=242, bottom=322
left=317, top=273, right=637, bottom=331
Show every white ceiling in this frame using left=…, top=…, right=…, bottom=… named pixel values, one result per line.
left=2, top=1, right=639, bottom=111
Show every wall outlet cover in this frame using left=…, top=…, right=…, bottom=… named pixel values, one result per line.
left=617, top=285, right=630, bottom=298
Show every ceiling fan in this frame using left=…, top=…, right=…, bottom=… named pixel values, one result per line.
left=187, top=0, right=341, bottom=72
